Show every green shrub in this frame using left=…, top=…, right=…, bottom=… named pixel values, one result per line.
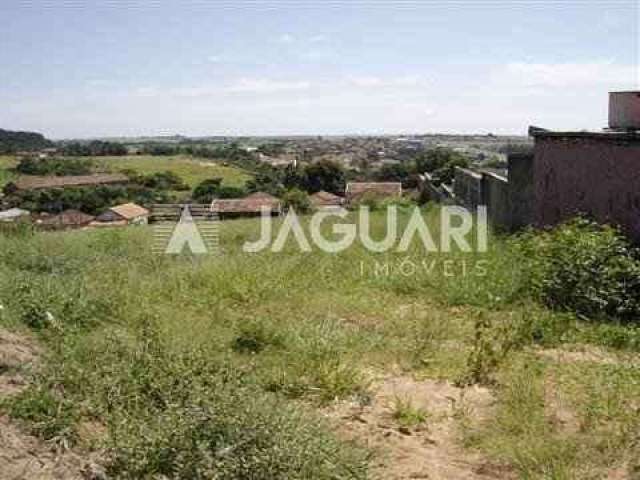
left=15, top=155, right=93, bottom=175
left=8, top=276, right=114, bottom=330
left=392, top=396, right=429, bottom=428
left=231, top=319, right=284, bottom=354
left=526, top=219, right=640, bottom=322
left=102, top=331, right=368, bottom=479
left=8, top=386, right=78, bottom=443
left=282, top=188, right=311, bottom=214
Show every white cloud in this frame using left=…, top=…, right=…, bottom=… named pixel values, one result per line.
left=309, top=34, right=326, bottom=43
left=207, top=55, right=223, bottom=63
left=346, top=75, right=427, bottom=88
left=225, top=78, right=311, bottom=93
left=135, top=78, right=314, bottom=99
left=277, top=33, right=295, bottom=43
left=503, top=62, right=638, bottom=89
left=10, top=62, right=636, bottom=137
left=133, top=86, right=160, bottom=97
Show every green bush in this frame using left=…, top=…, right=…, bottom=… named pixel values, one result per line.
left=231, top=318, right=284, bottom=354
left=281, top=188, right=311, bottom=214
left=16, top=156, right=93, bottom=175
left=8, top=386, right=78, bottom=443
left=525, top=219, right=640, bottom=322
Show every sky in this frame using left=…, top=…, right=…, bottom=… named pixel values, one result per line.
left=1, top=0, right=638, bottom=138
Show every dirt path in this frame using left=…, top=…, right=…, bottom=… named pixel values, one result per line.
left=0, top=328, right=97, bottom=480
left=325, top=375, right=515, bottom=480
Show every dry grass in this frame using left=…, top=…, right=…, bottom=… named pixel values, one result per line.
left=0, top=208, right=638, bottom=478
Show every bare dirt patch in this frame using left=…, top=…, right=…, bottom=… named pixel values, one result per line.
left=325, top=375, right=515, bottom=480
left=0, top=415, right=89, bottom=480
left=535, top=345, right=638, bottom=367
left=543, top=373, right=580, bottom=435
left=0, top=329, right=39, bottom=397
left=0, top=328, right=100, bottom=480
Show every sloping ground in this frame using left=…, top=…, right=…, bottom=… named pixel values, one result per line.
left=96, top=155, right=251, bottom=188
left=0, top=329, right=95, bottom=480
left=325, top=375, right=516, bottom=480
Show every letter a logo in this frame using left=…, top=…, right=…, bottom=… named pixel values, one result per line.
left=165, top=205, right=209, bottom=254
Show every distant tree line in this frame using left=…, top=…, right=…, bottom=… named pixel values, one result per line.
left=16, top=156, right=93, bottom=176
left=256, top=142, right=286, bottom=157
left=9, top=185, right=172, bottom=215
left=122, top=170, right=191, bottom=192
left=192, top=178, right=247, bottom=203
left=0, top=129, right=53, bottom=154
left=8, top=157, right=191, bottom=214
left=191, top=159, right=347, bottom=204
left=60, top=140, right=128, bottom=156
left=371, top=147, right=470, bottom=187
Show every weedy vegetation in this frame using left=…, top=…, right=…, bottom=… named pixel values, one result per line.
left=0, top=207, right=638, bottom=478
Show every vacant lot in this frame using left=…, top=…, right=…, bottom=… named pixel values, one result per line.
left=0, top=207, right=638, bottom=479
left=1, top=154, right=251, bottom=192
left=96, top=154, right=252, bottom=188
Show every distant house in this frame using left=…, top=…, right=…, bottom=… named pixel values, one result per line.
left=345, top=182, right=402, bottom=205
left=0, top=208, right=30, bottom=223
left=38, top=210, right=94, bottom=230
left=95, top=202, right=149, bottom=226
left=7, top=173, right=129, bottom=192
left=38, top=148, right=58, bottom=159
left=310, top=190, right=344, bottom=209
left=212, top=191, right=282, bottom=219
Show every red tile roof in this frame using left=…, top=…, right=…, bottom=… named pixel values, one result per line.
left=310, top=190, right=344, bottom=206
left=39, top=209, right=94, bottom=227
left=109, top=203, right=149, bottom=220
left=212, top=193, right=281, bottom=214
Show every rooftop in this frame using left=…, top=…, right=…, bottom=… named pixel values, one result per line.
left=109, top=202, right=149, bottom=220
left=310, top=190, right=344, bottom=206
left=212, top=193, right=281, bottom=214
left=40, top=209, right=94, bottom=226
left=529, top=125, right=640, bottom=140
left=11, top=173, right=129, bottom=191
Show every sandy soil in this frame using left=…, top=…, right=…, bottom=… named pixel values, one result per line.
left=325, top=375, right=516, bottom=480
left=0, top=328, right=101, bottom=480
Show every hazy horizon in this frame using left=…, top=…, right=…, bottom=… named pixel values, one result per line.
left=2, top=1, right=638, bottom=138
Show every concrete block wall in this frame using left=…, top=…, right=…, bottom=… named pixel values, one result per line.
left=420, top=172, right=456, bottom=204
left=508, top=153, right=534, bottom=230
left=533, top=134, right=640, bottom=243
left=453, top=167, right=483, bottom=209
left=482, top=172, right=511, bottom=230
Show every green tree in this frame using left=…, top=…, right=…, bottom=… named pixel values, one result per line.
left=282, top=188, right=312, bottom=213
left=192, top=178, right=246, bottom=203
left=302, top=160, right=345, bottom=194
left=16, top=156, right=93, bottom=176
left=414, top=147, right=469, bottom=186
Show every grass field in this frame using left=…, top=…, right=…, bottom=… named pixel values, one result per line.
left=96, top=154, right=252, bottom=188
left=0, top=207, right=638, bottom=479
left=0, top=155, right=18, bottom=187
left=0, top=154, right=251, bottom=192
